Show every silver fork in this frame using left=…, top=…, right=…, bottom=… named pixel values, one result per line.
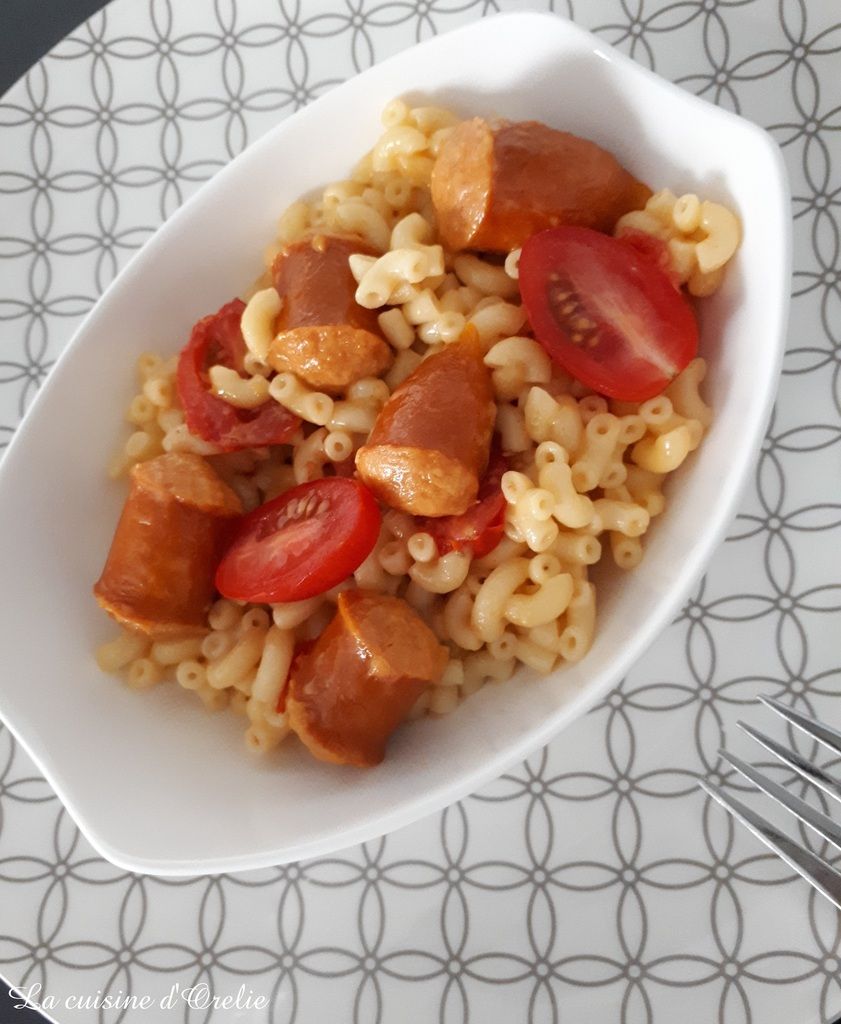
left=699, top=695, right=841, bottom=910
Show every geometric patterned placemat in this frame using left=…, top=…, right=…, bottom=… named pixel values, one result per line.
left=1, top=2, right=840, bottom=1021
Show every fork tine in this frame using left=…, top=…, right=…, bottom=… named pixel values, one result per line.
left=698, top=779, right=841, bottom=911
left=759, top=696, right=841, bottom=758
left=737, top=721, right=841, bottom=805
left=720, top=750, right=841, bottom=851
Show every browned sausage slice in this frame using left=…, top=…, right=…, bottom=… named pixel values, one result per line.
left=431, top=118, right=652, bottom=252
left=355, top=327, right=495, bottom=516
left=94, top=453, right=242, bottom=638
left=268, top=234, right=392, bottom=393
left=287, top=589, right=448, bottom=767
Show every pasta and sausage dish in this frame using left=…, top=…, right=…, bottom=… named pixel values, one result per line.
left=93, top=98, right=741, bottom=767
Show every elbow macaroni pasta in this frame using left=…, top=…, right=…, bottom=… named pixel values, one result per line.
left=99, top=98, right=733, bottom=748
left=269, top=373, right=333, bottom=426
left=615, top=189, right=740, bottom=296
left=240, top=287, right=282, bottom=361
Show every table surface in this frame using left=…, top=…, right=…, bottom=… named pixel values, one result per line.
left=1, top=6, right=104, bottom=1023
left=1, top=1, right=840, bottom=1023
left=0, top=5, right=101, bottom=1019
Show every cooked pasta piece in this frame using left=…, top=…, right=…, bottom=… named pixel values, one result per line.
left=409, top=550, right=472, bottom=594
left=96, top=630, right=149, bottom=672
left=558, top=581, right=596, bottom=663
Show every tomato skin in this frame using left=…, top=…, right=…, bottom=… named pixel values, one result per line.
left=215, top=478, right=381, bottom=604
left=421, top=448, right=508, bottom=559
left=177, top=300, right=300, bottom=452
left=615, top=228, right=682, bottom=289
left=519, top=227, right=698, bottom=402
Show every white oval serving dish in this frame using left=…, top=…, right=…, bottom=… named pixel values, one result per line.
left=0, top=12, right=790, bottom=875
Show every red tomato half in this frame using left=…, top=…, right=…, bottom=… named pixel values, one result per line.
left=615, top=227, right=682, bottom=290
left=215, top=478, right=381, bottom=604
left=177, top=299, right=300, bottom=452
left=519, top=227, right=698, bottom=402
left=421, top=448, right=508, bottom=559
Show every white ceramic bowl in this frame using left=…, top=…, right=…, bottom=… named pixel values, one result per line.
left=0, top=12, right=789, bottom=875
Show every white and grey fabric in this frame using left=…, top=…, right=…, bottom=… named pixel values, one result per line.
left=0, top=2, right=840, bottom=1022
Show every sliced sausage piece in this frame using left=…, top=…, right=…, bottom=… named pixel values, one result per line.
left=268, top=234, right=392, bottom=393
left=287, top=589, right=448, bottom=766
left=355, top=327, right=495, bottom=516
left=94, top=453, right=242, bottom=639
left=431, top=118, right=652, bottom=252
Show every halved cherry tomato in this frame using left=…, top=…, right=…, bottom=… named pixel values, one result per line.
left=519, top=226, right=698, bottom=402
left=215, top=478, right=381, bottom=604
left=420, top=448, right=508, bottom=559
left=615, top=227, right=682, bottom=289
left=177, top=299, right=300, bottom=452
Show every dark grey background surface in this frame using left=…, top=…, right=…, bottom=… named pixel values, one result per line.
left=1, top=983, right=46, bottom=1024
left=1, top=0, right=105, bottom=91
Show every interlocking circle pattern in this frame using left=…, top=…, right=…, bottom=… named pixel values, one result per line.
left=1, top=1, right=840, bottom=1022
